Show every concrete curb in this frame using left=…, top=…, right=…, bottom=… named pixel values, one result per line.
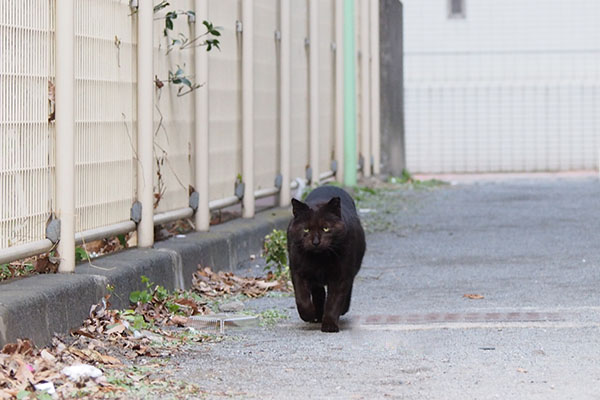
left=0, top=208, right=291, bottom=347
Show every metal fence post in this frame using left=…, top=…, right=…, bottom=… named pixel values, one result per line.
left=195, top=0, right=210, bottom=230
left=370, top=0, right=381, bottom=175
left=335, top=0, right=345, bottom=183
left=137, top=1, right=154, bottom=246
left=56, top=1, right=75, bottom=272
left=360, top=0, right=371, bottom=177
left=279, top=0, right=291, bottom=207
left=242, top=0, right=255, bottom=218
left=309, top=0, right=320, bottom=185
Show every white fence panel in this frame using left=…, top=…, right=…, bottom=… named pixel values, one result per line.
left=290, top=0, right=309, bottom=181
left=0, top=1, right=55, bottom=249
left=0, top=0, right=372, bottom=266
left=207, top=0, right=242, bottom=202
left=74, top=0, right=136, bottom=231
left=318, top=0, right=335, bottom=173
left=153, top=0, right=194, bottom=213
left=253, top=0, right=279, bottom=192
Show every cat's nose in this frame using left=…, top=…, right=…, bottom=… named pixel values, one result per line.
left=312, top=236, right=320, bottom=246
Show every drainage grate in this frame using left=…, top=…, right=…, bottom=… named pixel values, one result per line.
left=355, top=311, right=563, bottom=325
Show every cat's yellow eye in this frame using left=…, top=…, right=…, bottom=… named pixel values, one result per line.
left=322, top=227, right=330, bottom=232
left=303, top=228, right=309, bottom=233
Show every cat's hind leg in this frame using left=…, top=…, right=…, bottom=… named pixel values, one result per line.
left=341, top=284, right=353, bottom=315
left=311, top=285, right=325, bottom=322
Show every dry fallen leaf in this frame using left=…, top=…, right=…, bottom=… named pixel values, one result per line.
left=40, top=349, right=56, bottom=363
left=99, top=354, right=122, bottom=365
left=1, top=339, right=34, bottom=356
left=517, top=368, right=528, bottom=373
left=463, top=294, right=484, bottom=300
left=192, top=266, right=290, bottom=299
left=169, top=315, right=189, bottom=326
left=105, top=323, right=126, bottom=335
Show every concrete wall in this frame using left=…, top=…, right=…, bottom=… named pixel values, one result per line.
left=403, top=0, right=600, bottom=173
left=379, top=0, right=406, bottom=176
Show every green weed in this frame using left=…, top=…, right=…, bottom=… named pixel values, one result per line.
left=258, top=308, right=289, bottom=327
left=263, top=229, right=289, bottom=280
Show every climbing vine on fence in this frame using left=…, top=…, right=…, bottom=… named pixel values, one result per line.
left=152, top=1, right=221, bottom=96
left=132, top=1, right=222, bottom=208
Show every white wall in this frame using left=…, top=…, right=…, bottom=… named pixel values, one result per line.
left=403, top=0, right=600, bottom=173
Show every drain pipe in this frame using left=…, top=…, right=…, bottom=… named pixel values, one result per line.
left=279, top=0, right=291, bottom=206
left=335, top=0, right=344, bottom=183
left=343, top=0, right=357, bottom=186
left=242, top=0, right=254, bottom=218
left=55, top=0, right=75, bottom=272
left=194, top=0, right=210, bottom=230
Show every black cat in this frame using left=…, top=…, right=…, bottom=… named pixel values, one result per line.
left=287, top=185, right=366, bottom=332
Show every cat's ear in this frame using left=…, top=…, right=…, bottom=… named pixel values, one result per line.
left=324, top=197, right=341, bottom=218
left=291, top=198, right=310, bottom=218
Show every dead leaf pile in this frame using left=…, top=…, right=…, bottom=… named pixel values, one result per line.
left=0, top=337, right=122, bottom=399
left=0, top=264, right=289, bottom=398
left=71, top=296, right=162, bottom=360
left=192, top=266, right=290, bottom=298
left=0, top=292, right=216, bottom=399
left=72, top=292, right=213, bottom=361
left=81, top=235, right=131, bottom=257
left=132, top=291, right=212, bottom=328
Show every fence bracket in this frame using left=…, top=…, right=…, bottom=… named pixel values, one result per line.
left=189, top=191, right=200, bottom=212
left=235, top=181, right=245, bottom=200
left=305, top=166, right=313, bottom=184
left=46, top=219, right=61, bottom=244
left=130, top=201, right=142, bottom=224
left=330, top=160, right=338, bottom=175
left=274, top=174, right=283, bottom=189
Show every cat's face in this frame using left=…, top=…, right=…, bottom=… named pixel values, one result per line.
left=289, top=197, right=346, bottom=253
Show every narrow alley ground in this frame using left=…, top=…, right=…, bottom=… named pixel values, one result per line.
left=171, top=177, right=600, bottom=399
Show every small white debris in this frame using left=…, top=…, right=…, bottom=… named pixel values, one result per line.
left=61, top=364, right=103, bottom=381
left=176, top=234, right=186, bottom=238
left=34, top=381, right=56, bottom=394
left=250, top=254, right=256, bottom=260
left=582, top=259, right=586, bottom=263
left=359, top=208, right=375, bottom=214
left=40, top=349, right=56, bottom=363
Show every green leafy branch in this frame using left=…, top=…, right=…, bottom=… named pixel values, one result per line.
left=152, top=3, right=221, bottom=97
left=154, top=66, right=202, bottom=97
left=154, top=2, right=221, bottom=54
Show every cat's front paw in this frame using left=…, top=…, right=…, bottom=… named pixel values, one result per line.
left=320, top=321, right=339, bottom=333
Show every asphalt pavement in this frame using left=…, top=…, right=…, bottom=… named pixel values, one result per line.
left=171, top=177, right=600, bottom=399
